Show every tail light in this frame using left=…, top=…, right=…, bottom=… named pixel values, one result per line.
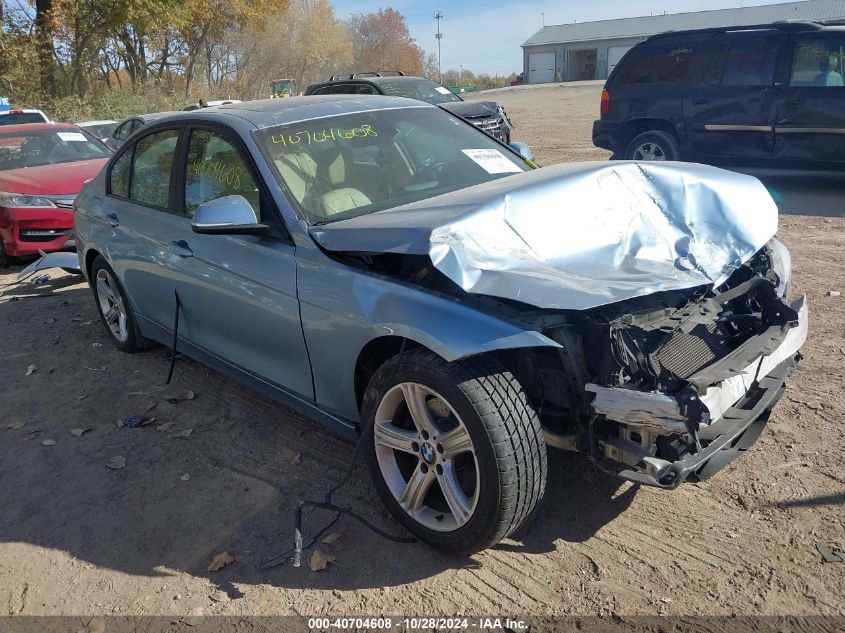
left=600, top=89, right=610, bottom=118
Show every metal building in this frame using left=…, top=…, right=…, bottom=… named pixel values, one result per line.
left=521, top=0, right=845, bottom=83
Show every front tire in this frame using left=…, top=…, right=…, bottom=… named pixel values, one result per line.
left=89, top=256, right=153, bottom=353
left=625, top=130, right=680, bottom=161
left=362, top=348, right=547, bottom=554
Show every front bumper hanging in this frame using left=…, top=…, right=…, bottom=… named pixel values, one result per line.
left=585, top=296, right=808, bottom=488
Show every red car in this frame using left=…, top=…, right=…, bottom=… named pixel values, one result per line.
left=0, top=123, right=111, bottom=267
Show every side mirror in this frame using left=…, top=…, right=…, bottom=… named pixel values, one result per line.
left=191, top=195, right=267, bottom=236
left=509, top=141, right=534, bottom=162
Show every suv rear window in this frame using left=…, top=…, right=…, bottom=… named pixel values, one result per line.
left=619, top=43, right=695, bottom=84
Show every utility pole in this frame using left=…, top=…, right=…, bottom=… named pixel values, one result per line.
left=434, top=11, right=443, bottom=84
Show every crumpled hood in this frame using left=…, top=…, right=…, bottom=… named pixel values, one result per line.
left=440, top=100, right=500, bottom=120
left=310, top=161, right=778, bottom=310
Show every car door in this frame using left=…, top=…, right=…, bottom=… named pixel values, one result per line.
left=683, top=33, right=785, bottom=165
left=165, top=125, right=313, bottom=398
left=101, top=127, right=184, bottom=330
left=773, top=33, right=845, bottom=168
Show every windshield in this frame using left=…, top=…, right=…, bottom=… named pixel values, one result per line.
left=81, top=122, right=117, bottom=138
left=378, top=79, right=462, bottom=104
left=0, top=112, right=47, bottom=125
left=256, top=106, right=528, bottom=225
left=0, top=128, right=110, bottom=171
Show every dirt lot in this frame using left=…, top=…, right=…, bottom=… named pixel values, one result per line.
left=1, top=84, right=844, bottom=623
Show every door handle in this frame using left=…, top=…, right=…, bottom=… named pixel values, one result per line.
left=106, top=213, right=119, bottom=227
left=692, top=99, right=710, bottom=107
left=170, top=240, right=193, bottom=258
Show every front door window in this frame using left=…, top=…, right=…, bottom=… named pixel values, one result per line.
left=184, top=129, right=263, bottom=218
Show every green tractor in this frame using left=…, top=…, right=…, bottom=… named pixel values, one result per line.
left=270, top=78, right=297, bottom=98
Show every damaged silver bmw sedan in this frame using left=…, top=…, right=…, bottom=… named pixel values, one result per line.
left=75, top=96, right=807, bottom=554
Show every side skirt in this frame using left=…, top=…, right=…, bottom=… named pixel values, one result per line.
left=138, top=316, right=360, bottom=442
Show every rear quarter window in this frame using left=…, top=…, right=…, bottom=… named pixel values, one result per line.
left=619, top=43, right=695, bottom=84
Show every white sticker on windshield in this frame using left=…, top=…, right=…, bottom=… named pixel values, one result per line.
left=435, top=86, right=452, bottom=95
left=57, top=132, right=87, bottom=142
left=461, top=149, right=521, bottom=174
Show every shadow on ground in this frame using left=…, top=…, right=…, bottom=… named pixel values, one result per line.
left=736, top=171, right=845, bottom=217
left=0, top=271, right=634, bottom=598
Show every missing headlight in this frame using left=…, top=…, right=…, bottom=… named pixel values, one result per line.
left=766, top=238, right=792, bottom=298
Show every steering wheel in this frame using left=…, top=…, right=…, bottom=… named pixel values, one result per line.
left=415, top=160, right=446, bottom=183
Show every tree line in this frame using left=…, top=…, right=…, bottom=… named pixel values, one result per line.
left=0, top=0, right=515, bottom=120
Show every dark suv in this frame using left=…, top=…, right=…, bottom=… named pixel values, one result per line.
left=306, top=72, right=513, bottom=143
left=593, top=21, right=845, bottom=171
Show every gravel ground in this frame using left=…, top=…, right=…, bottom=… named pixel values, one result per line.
left=1, top=84, right=843, bottom=625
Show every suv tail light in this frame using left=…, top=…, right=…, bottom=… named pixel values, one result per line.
left=600, top=89, right=610, bottom=118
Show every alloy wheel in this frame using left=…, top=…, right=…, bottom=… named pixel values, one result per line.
left=373, top=382, right=480, bottom=532
left=95, top=268, right=129, bottom=342
left=632, top=142, right=666, bottom=161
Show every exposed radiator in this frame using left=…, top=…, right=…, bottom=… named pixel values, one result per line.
left=655, top=322, right=732, bottom=379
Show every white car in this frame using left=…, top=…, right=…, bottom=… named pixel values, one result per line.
left=76, top=120, right=118, bottom=142
left=0, top=109, right=51, bottom=126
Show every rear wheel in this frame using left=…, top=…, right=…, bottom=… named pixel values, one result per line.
left=625, top=130, right=680, bottom=161
left=90, top=256, right=154, bottom=353
left=362, top=348, right=547, bottom=554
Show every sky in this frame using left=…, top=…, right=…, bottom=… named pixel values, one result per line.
left=331, top=0, right=796, bottom=75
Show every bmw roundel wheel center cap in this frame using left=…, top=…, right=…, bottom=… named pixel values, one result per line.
left=421, top=442, right=436, bottom=464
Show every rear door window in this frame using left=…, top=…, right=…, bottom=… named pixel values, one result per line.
left=789, top=36, right=845, bottom=86
left=718, top=37, right=781, bottom=86
left=109, top=149, right=132, bottom=198
left=129, top=129, right=179, bottom=209
left=620, top=43, right=695, bottom=84
left=702, top=36, right=782, bottom=87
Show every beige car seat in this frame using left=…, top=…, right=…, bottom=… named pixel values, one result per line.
left=274, top=151, right=318, bottom=208
left=318, top=147, right=371, bottom=219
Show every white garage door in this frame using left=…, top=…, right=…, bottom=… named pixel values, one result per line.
left=528, top=52, right=555, bottom=84
left=607, top=45, right=633, bottom=76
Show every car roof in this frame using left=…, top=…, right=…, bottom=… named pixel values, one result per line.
left=0, top=122, right=78, bottom=134
left=644, top=20, right=844, bottom=43
left=342, top=75, right=432, bottom=83
left=144, top=95, right=434, bottom=130
left=316, top=75, right=438, bottom=88
left=136, top=111, right=183, bottom=121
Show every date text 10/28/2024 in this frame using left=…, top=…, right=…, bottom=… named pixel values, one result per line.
left=307, top=617, right=529, bottom=630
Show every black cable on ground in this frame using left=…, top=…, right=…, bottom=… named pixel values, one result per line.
left=166, top=290, right=181, bottom=385
left=260, top=510, right=340, bottom=569
left=261, top=338, right=417, bottom=570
